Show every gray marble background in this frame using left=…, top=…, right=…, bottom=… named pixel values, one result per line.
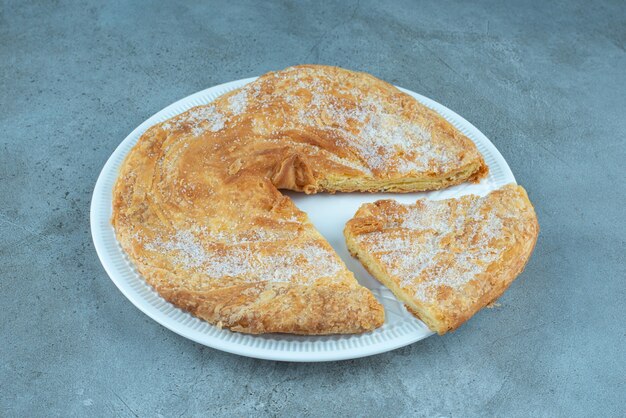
left=1, top=0, right=624, bottom=416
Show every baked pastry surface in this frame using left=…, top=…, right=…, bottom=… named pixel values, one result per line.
left=112, top=65, right=488, bottom=335
left=344, top=184, right=539, bottom=334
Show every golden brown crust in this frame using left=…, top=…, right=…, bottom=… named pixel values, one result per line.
left=161, top=282, right=384, bottom=334
left=112, top=65, right=488, bottom=335
left=344, top=184, right=539, bottom=334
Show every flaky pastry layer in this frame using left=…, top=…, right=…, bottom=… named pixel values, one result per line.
left=112, top=65, right=488, bottom=335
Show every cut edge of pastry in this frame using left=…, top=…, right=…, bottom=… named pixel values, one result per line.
left=317, top=160, right=488, bottom=194
left=345, top=229, right=538, bottom=334
left=345, top=231, right=447, bottom=333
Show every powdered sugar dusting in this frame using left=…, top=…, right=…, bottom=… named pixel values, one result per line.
left=160, top=83, right=257, bottom=137
left=161, top=105, right=226, bottom=136
left=145, top=230, right=207, bottom=270
left=355, top=193, right=508, bottom=301
left=401, top=203, right=452, bottom=232
left=144, top=227, right=343, bottom=284
left=228, top=89, right=248, bottom=115
left=188, top=106, right=226, bottom=134
left=278, top=76, right=454, bottom=174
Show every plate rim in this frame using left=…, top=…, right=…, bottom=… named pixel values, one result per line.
left=90, top=76, right=515, bottom=362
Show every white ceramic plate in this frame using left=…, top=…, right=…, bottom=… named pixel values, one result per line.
left=90, top=76, right=515, bottom=362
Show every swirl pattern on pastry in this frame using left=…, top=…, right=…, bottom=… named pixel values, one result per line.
left=112, top=65, right=488, bottom=334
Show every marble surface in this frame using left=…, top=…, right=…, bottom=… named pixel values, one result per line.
left=1, top=0, right=624, bottom=416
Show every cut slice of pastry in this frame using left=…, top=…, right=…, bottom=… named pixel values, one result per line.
left=114, top=175, right=385, bottom=335
left=112, top=64, right=489, bottom=335
left=344, top=184, right=539, bottom=334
